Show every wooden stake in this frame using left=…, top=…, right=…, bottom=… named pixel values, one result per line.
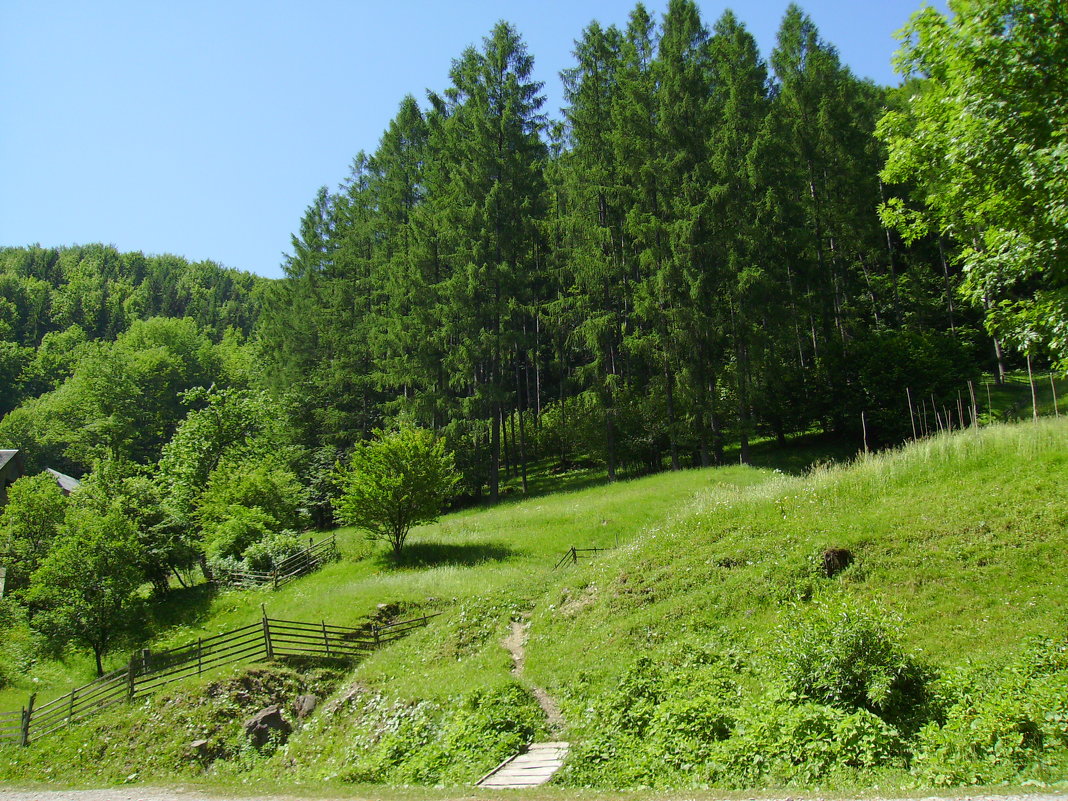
left=906, top=388, right=917, bottom=440
left=1050, top=373, right=1060, bottom=417
left=861, top=411, right=870, bottom=454
left=968, top=380, right=978, bottom=427
left=19, top=693, right=35, bottom=747
left=1027, top=353, right=1039, bottom=421
left=986, top=381, right=993, bottom=422
left=261, top=603, right=274, bottom=659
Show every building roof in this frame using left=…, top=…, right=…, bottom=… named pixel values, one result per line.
left=45, top=468, right=81, bottom=495
left=0, top=450, right=18, bottom=471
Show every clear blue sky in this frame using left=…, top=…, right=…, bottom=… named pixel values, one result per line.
left=1, top=0, right=946, bottom=280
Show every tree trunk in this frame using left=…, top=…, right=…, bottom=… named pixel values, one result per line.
left=663, top=356, right=680, bottom=471
left=993, top=337, right=1008, bottom=384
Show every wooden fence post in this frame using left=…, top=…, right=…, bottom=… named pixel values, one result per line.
left=861, top=411, right=870, bottom=454
left=19, top=693, right=35, bottom=747
left=906, top=388, right=917, bottom=440
left=372, top=623, right=381, bottom=649
left=127, top=654, right=137, bottom=700
left=67, top=688, right=75, bottom=728
left=322, top=620, right=331, bottom=656
left=197, top=638, right=203, bottom=676
left=968, top=380, right=979, bottom=427
left=1051, top=373, right=1060, bottom=417
left=262, top=604, right=274, bottom=659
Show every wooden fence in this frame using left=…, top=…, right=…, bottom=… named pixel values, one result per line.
left=554, top=545, right=610, bottom=570
left=215, top=534, right=340, bottom=589
left=0, top=609, right=437, bottom=747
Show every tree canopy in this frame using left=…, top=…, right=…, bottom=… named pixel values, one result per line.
left=877, top=0, right=1068, bottom=367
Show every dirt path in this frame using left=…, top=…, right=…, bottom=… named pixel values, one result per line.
left=503, top=618, right=566, bottom=735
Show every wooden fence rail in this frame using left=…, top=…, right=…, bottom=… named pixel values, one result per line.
left=553, top=545, right=610, bottom=570
left=0, top=608, right=437, bottom=748
left=215, top=534, right=341, bottom=589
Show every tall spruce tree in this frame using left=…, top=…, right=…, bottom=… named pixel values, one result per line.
left=433, top=22, right=547, bottom=502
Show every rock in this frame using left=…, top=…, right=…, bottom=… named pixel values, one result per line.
left=244, top=704, right=292, bottom=748
left=190, top=739, right=211, bottom=759
left=375, top=602, right=401, bottom=621
left=294, top=693, right=318, bottom=719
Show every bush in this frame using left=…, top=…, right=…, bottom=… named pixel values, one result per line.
left=562, top=647, right=742, bottom=788
left=912, top=637, right=1068, bottom=786
left=720, top=700, right=905, bottom=786
left=242, top=530, right=303, bottom=573
left=203, top=506, right=275, bottom=561
left=775, top=596, right=931, bottom=729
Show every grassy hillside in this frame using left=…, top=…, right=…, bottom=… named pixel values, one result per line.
left=2, top=418, right=1066, bottom=793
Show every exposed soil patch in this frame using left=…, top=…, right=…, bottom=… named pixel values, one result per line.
left=503, top=619, right=566, bottom=735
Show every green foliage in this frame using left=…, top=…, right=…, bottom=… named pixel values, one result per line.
left=0, top=471, right=69, bottom=593
left=0, top=664, right=341, bottom=783
left=775, top=596, right=931, bottom=729
left=198, top=460, right=307, bottom=560
left=912, top=637, right=1068, bottom=786
left=561, top=644, right=908, bottom=789
left=334, top=424, right=459, bottom=555
left=878, top=0, right=1068, bottom=366
left=155, top=386, right=292, bottom=576
left=241, top=530, right=303, bottom=573
left=302, top=682, right=545, bottom=786
left=25, top=502, right=145, bottom=675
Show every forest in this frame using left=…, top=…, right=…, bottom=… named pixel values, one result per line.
left=0, top=0, right=1064, bottom=676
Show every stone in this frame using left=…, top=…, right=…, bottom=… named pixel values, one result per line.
left=244, top=704, right=292, bottom=748
left=294, top=693, right=318, bottom=719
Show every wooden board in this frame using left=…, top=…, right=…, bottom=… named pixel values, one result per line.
left=476, top=741, right=569, bottom=789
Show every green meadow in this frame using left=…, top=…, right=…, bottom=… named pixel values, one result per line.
left=2, top=415, right=1066, bottom=793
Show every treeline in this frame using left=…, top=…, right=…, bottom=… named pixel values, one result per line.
left=261, top=1, right=987, bottom=501
left=0, top=244, right=265, bottom=418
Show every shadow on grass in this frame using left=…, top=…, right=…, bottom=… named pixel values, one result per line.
left=148, top=581, right=218, bottom=631
left=377, top=541, right=516, bottom=570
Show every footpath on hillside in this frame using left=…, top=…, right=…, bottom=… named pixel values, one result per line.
left=474, top=617, right=569, bottom=789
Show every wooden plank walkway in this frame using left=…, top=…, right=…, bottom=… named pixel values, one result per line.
left=476, top=741, right=569, bottom=789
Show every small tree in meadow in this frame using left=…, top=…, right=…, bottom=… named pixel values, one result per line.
left=334, top=424, right=458, bottom=556
left=26, top=506, right=145, bottom=676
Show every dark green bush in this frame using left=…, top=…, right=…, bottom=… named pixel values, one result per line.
left=774, top=596, right=931, bottom=730
left=912, top=637, right=1068, bottom=786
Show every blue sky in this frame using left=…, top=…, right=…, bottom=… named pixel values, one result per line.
left=1, top=0, right=946, bottom=280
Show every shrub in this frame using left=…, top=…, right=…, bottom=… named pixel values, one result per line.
left=242, top=530, right=303, bottom=573
left=774, top=596, right=931, bottom=729
left=912, top=637, right=1068, bottom=786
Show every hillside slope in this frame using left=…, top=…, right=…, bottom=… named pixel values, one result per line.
left=2, top=420, right=1066, bottom=793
